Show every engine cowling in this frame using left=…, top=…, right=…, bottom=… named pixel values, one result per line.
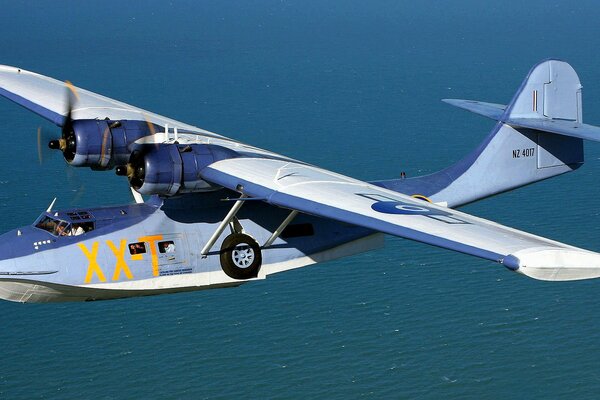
left=118, top=144, right=238, bottom=196
left=50, top=119, right=154, bottom=170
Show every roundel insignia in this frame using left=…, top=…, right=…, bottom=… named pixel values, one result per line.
left=370, top=200, right=451, bottom=216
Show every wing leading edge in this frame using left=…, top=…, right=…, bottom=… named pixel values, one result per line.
left=0, top=65, right=226, bottom=139
left=0, top=65, right=292, bottom=160
left=200, top=158, right=600, bottom=281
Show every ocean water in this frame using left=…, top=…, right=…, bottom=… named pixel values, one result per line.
left=1, top=1, right=600, bottom=398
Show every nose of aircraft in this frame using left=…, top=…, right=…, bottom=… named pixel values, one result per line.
left=0, top=227, right=56, bottom=274
left=0, top=227, right=62, bottom=302
left=0, top=229, right=28, bottom=301
left=0, top=230, right=18, bottom=270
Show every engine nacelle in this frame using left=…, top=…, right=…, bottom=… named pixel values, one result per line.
left=124, top=144, right=238, bottom=196
left=61, top=120, right=153, bottom=170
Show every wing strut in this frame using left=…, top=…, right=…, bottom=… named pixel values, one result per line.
left=263, top=210, right=298, bottom=248
left=200, top=195, right=247, bottom=257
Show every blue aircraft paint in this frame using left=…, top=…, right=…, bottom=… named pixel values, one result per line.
left=69, top=119, right=160, bottom=169
left=0, top=86, right=63, bottom=126
left=268, top=191, right=503, bottom=262
left=0, top=187, right=378, bottom=290
left=371, top=200, right=449, bottom=216
left=197, top=168, right=504, bottom=263
left=0, top=202, right=159, bottom=261
left=0, top=59, right=597, bottom=303
left=371, top=121, right=503, bottom=199
left=500, top=58, right=560, bottom=120
left=135, top=144, right=241, bottom=195
left=502, top=255, right=520, bottom=271
left=372, top=59, right=586, bottom=207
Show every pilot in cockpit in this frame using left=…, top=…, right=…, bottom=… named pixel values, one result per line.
left=70, top=224, right=85, bottom=236
left=55, top=223, right=69, bottom=236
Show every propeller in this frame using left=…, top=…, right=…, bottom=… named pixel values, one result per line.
left=116, top=149, right=146, bottom=190
left=66, top=166, right=86, bottom=206
left=48, top=81, right=79, bottom=162
left=115, top=152, right=146, bottom=204
left=37, top=127, right=45, bottom=165
left=37, top=126, right=60, bottom=165
left=144, top=114, right=157, bottom=137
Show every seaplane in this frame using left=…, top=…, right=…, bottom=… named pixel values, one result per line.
left=0, top=59, right=598, bottom=303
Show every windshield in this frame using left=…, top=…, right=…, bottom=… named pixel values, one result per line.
left=35, top=215, right=70, bottom=236
left=34, top=214, right=94, bottom=236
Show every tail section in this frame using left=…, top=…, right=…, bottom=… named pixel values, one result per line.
left=375, top=59, right=595, bottom=207
left=505, top=58, right=582, bottom=121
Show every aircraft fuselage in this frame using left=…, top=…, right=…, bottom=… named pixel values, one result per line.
left=0, top=191, right=382, bottom=302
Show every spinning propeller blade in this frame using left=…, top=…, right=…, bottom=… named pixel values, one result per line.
left=48, top=81, right=79, bottom=161
left=37, top=126, right=56, bottom=165
left=37, top=127, right=43, bottom=165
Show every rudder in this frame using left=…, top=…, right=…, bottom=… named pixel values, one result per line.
left=505, top=59, right=582, bottom=122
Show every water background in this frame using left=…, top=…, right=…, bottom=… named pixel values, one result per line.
left=1, top=1, right=600, bottom=398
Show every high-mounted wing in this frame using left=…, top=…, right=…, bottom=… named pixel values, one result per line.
left=200, top=157, right=600, bottom=282
left=0, top=65, right=285, bottom=170
left=0, top=65, right=225, bottom=139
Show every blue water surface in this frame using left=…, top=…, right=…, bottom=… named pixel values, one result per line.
left=1, top=1, right=600, bottom=398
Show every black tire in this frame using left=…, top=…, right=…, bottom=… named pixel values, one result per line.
left=219, top=233, right=262, bottom=279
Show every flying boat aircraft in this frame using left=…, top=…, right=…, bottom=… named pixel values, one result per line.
left=0, top=59, right=599, bottom=303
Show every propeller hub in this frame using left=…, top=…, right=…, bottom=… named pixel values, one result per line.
left=115, top=164, right=136, bottom=178
left=48, top=139, right=67, bottom=150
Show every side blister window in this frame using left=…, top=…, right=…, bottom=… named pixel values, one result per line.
left=128, top=242, right=147, bottom=255
left=158, top=241, right=176, bottom=253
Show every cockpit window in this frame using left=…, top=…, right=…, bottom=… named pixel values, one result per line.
left=34, top=215, right=94, bottom=236
left=66, top=211, right=93, bottom=221
left=70, top=222, right=94, bottom=235
left=55, top=221, right=70, bottom=236
left=35, top=216, right=69, bottom=236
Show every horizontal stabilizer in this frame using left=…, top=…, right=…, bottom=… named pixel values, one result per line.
left=442, top=99, right=506, bottom=120
left=444, top=98, right=600, bottom=142
left=443, top=60, right=600, bottom=143
left=508, top=118, right=600, bottom=142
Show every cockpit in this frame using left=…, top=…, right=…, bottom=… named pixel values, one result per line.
left=34, top=211, right=95, bottom=237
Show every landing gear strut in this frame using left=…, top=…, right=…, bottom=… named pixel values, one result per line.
left=201, top=195, right=300, bottom=280
left=199, top=195, right=263, bottom=280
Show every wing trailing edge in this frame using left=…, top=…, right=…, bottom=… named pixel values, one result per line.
left=200, top=157, right=600, bottom=281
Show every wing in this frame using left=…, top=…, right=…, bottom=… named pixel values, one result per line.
left=0, top=65, right=226, bottom=139
left=200, top=157, right=600, bottom=281
left=0, top=65, right=289, bottom=160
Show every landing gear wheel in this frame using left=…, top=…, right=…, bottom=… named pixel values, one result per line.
left=220, top=233, right=262, bottom=280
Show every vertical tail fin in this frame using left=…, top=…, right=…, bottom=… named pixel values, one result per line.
left=505, top=59, right=582, bottom=122
left=374, top=59, right=585, bottom=207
